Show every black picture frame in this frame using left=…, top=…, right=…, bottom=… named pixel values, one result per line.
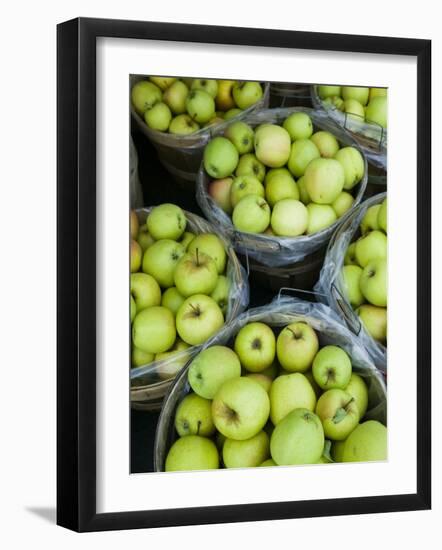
left=57, top=17, right=431, bottom=532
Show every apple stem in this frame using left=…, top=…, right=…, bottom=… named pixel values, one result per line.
left=195, top=247, right=200, bottom=266
left=197, top=420, right=201, bottom=435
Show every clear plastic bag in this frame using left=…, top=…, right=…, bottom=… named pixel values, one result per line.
left=196, top=107, right=368, bottom=267
left=154, top=295, right=387, bottom=471
left=130, top=207, right=250, bottom=402
left=311, top=85, right=387, bottom=170
left=314, top=193, right=387, bottom=371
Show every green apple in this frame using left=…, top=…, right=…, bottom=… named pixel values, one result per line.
left=179, top=231, right=195, bottom=250
left=283, top=112, right=313, bottom=141
left=131, top=80, right=162, bottom=115
left=342, top=86, right=369, bottom=106
left=223, top=430, right=270, bottom=468
left=259, top=458, right=276, bottom=467
left=315, top=389, right=360, bottom=440
left=130, top=295, right=136, bottom=323
left=130, top=272, right=161, bottom=312
left=297, top=176, right=310, bottom=205
left=161, top=287, right=185, bottom=316
left=304, top=370, right=322, bottom=398
left=264, top=167, right=291, bottom=184
left=318, top=85, right=342, bottom=99
left=131, top=346, right=154, bottom=368
left=169, top=114, right=200, bottom=135
left=343, top=99, right=365, bottom=121
left=332, top=191, right=354, bottom=218
left=236, top=153, right=266, bottom=181
left=176, top=294, right=224, bottom=346
left=378, top=198, right=387, bottom=233
left=131, top=239, right=142, bottom=272
left=210, top=275, right=230, bottom=314
left=245, top=373, right=272, bottom=393
left=287, top=138, right=320, bottom=178
left=163, top=80, right=189, bottom=114
left=232, top=81, right=263, bottom=109
left=271, top=199, right=308, bottom=237
left=306, top=204, right=337, bottom=234
left=323, top=95, right=344, bottom=111
left=270, top=373, right=316, bottom=425
left=212, top=377, right=270, bottom=440
left=344, top=242, right=358, bottom=266
left=312, top=345, right=352, bottom=390
left=270, top=408, right=324, bottom=465
left=357, top=304, right=387, bottom=343
left=130, top=210, right=139, bottom=239
left=191, top=78, right=218, bottom=98
left=148, top=76, right=176, bottom=90
left=132, top=306, right=176, bottom=354
left=254, top=124, right=291, bottom=168
left=137, top=225, right=155, bottom=251
left=234, top=322, right=276, bottom=372
left=230, top=175, right=265, bottom=208
left=341, top=420, right=387, bottom=462
left=188, top=345, right=241, bottom=399
left=369, top=88, right=387, bottom=100
left=365, top=96, right=387, bottom=128
left=359, top=258, right=387, bottom=307
left=224, top=108, right=243, bottom=120
left=341, top=265, right=364, bottom=308
left=276, top=322, right=319, bottom=372
left=142, top=239, right=185, bottom=288
left=155, top=338, right=191, bottom=380
left=175, top=393, right=215, bottom=437
left=360, top=205, right=381, bottom=234
left=215, top=80, right=236, bottom=111
left=146, top=203, right=186, bottom=241
left=334, top=146, right=365, bottom=191
left=173, top=251, right=218, bottom=297
left=345, top=373, right=369, bottom=418
left=144, top=102, right=172, bottom=131
left=265, top=172, right=299, bottom=208
left=225, top=121, right=254, bottom=154
left=187, top=233, right=227, bottom=274
left=208, top=177, right=234, bottom=214
left=304, top=158, right=345, bottom=204
left=310, top=131, right=340, bottom=158
left=204, top=137, right=239, bottom=179
left=331, top=439, right=346, bottom=462
left=165, top=435, right=219, bottom=471
left=354, top=230, right=387, bottom=267
left=186, top=89, right=215, bottom=124
left=232, top=195, right=271, bottom=233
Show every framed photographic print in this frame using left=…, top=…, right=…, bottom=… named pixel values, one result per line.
left=57, top=17, right=431, bottom=532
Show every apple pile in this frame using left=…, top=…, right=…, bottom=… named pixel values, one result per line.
left=130, top=203, right=233, bottom=378
left=164, top=320, right=387, bottom=471
left=341, top=197, right=387, bottom=345
left=131, top=77, right=264, bottom=134
left=204, top=112, right=365, bottom=237
left=317, top=86, right=387, bottom=129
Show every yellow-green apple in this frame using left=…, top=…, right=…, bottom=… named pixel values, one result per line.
left=144, top=102, right=172, bottom=131
left=131, top=346, right=154, bottom=368
left=131, top=295, right=136, bottom=323
left=130, top=272, right=161, bottom=312
left=131, top=80, right=162, bottom=115
left=169, top=114, right=200, bottom=135
left=212, top=377, right=270, bottom=440
left=354, top=230, right=387, bottom=267
left=254, top=124, right=291, bottom=168
left=365, top=96, right=387, bottom=128
left=162, top=80, right=189, bottom=114
left=283, top=112, right=313, bottom=141
left=245, top=373, right=272, bottom=393
left=304, top=370, right=322, bottom=398
left=264, top=167, right=291, bottom=184
left=131, top=239, right=142, bottom=272
left=343, top=98, right=365, bottom=121
left=259, top=458, right=277, bottom=467
left=276, top=322, right=319, bottom=372
left=315, top=389, right=360, bottom=440
left=165, top=435, right=219, bottom=471
left=304, top=158, right=345, bottom=204
left=357, top=304, right=387, bottom=343
left=187, top=233, right=227, bottom=274
left=345, top=373, right=369, bottom=418
left=265, top=172, right=299, bottom=207
left=225, top=121, right=254, bottom=154
left=318, top=85, right=341, bottom=99
left=137, top=225, right=155, bottom=251
left=360, top=205, right=381, bottom=233
left=334, top=146, right=364, bottom=190
left=297, top=175, right=311, bottom=204
left=142, top=239, right=185, bottom=288
left=146, top=203, right=186, bottom=241
left=155, top=338, right=191, bottom=380
left=130, top=210, right=139, bottom=239
left=378, top=198, right=387, bottom=233
left=232, top=195, right=271, bottom=233
left=342, top=86, right=370, bottom=106
left=224, top=108, right=243, bottom=120
left=161, top=287, right=185, bottom=316
left=232, top=81, right=263, bottom=109
left=341, top=265, right=365, bottom=308
left=360, top=258, right=387, bottom=306
left=186, top=89, right=215, bottom=124
left=310, top=131, right=340, bottom=158
left=148, top=76, right=176, bottom=90
left=331, top=439, right=346, bottom=462
left=173, top=251, right=218, bottom=297
left=270, top=408, right=324, bottom=465
left=230, top=175, right=265, bottom=208
left=341, top=420, right=387, bottom=462
left=210, top=275, right=230, bottom=314
left=223, top=430, right=270, bottom=468
left=208, top=177, right=234, bottom=214
left=369, top=87, right=387, bottom=100
left=176, top=295, right=224, bottom=346
left=235, top=153, right=266, bottom=181
left=306, top=204, right=337, bottom=234
left=344, top=242, right=358, bottom=266
left=132, top=306, right=176, bottom=354
left=271, top=199, right=308, bottom=236
left=215, top=80, right=236, bottom=111
left=204, top=137, right=239, bottom=179
left=332, top=191, right=354, bottom=218
left=312, top=345, right=352, bottom=390
left=179, top=231, right=195, bottom=250
left=270, top=373, right=317, bottom=424
left=234, top=322, right=276, bottom=372
left=188, top=345, right=241, bottom=399
left=191, top=78, right=218, bottom=98
left=323, top=95, right=344, bottom=111
left=174, top=393, right=215, bottom=437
